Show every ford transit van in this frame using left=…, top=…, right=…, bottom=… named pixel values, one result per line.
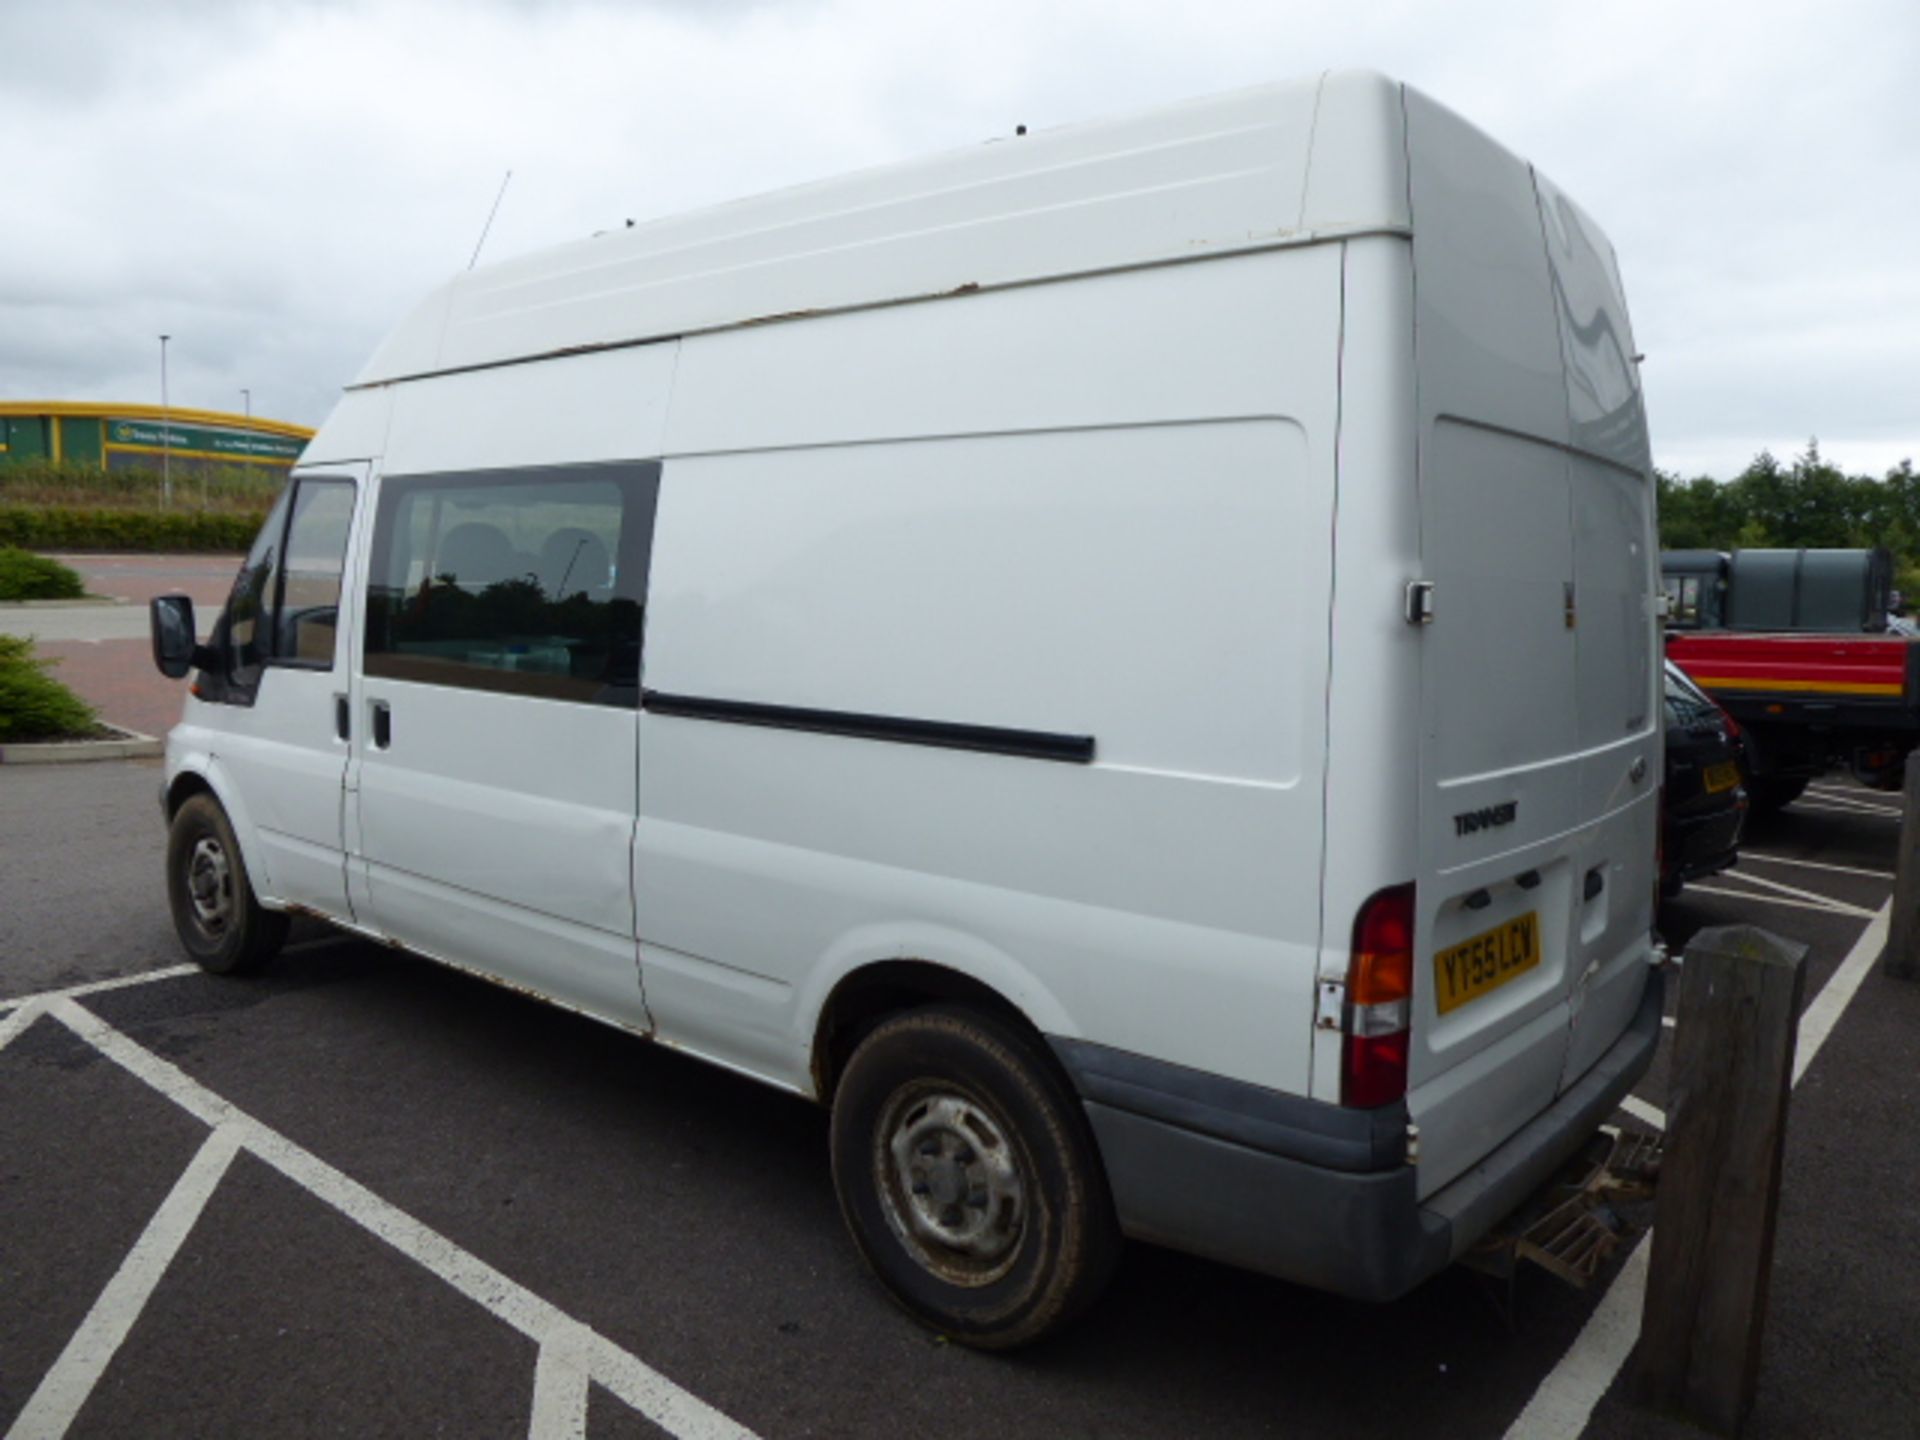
left=151, top=70, right=1663, bottom=1347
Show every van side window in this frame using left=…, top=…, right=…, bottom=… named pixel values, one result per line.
left=274, top=480, right=357, bottom=666
left=362, top=462, right=660, bottom=707
left=224, top=486, right=294, bottom=695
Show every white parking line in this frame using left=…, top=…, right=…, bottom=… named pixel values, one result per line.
left=0, top=1001, right=44, bottom=1055
left=1739, top=852, right=1895, bottom=882
left=1684, top=884, right=1865, bottom=918
left=9, top=1127, right=242, bottom=1440
left=529, top=1343, right=593, bottom=1440
left=1504, top=900, right=1890, bottom=1440
left=1617, top=1096, right=1667, bottom=1130
left=1796, top=799, right=1901, bottom=820
left=43, top=998, right=760, bottom=1440
left=0, top=964, right=198, bottom=1012
left=1804, top=791, right=1896, bottom=814
left=1712, top=870, right=1877, bottom=919
left=1792, top=911, right=1887, bottom=1084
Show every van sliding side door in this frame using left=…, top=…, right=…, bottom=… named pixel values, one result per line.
left=350, top=460, right=659, bottom=1030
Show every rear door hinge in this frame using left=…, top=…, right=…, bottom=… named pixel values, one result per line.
left=1405, top=579, right=1436, bottom=625
left=1316, top=979, right=1347, bottom=1030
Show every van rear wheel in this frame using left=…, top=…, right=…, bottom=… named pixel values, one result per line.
left=166, top=794, right=287, bottom=975
left=829, top=1005, right=1119, bottom=1349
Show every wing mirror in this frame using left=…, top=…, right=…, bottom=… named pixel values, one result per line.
left=150, top=594, right=217, bottom=679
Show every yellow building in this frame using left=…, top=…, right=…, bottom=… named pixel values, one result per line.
left=0, top=401, right=312, bottom=474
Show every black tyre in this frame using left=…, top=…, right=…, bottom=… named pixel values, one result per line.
left=829, top=1005, right=1120, bottom=1349
left=1745, top=776, right=1808, bottom=815
left=165, top=794, right=288, bottom=974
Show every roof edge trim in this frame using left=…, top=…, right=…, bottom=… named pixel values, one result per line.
left=349, top=221, right=1411, bottom=391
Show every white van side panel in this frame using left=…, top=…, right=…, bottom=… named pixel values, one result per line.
left=638, top=249, right=1342, bottom=1094
left=301, top=387, right=393, bottom=467
left=1308, top=234, right=1422, bottom=1102
left=358, top=77, right=1353, bottom=384
left=382, top=344, right=678, bottom=475
left=662, top=249, right=1328, bottom=455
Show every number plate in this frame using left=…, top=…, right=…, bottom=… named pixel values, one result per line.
left=1703, top=761, right=1741, bottom=794
left=1434, top=912, right=1541, bottom=1016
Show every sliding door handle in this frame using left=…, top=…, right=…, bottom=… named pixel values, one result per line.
left=334, top=694, right=350, bottom=741
left=370, top=699, right=392, bottom=750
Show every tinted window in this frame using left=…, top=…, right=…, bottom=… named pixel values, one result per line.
left=363, top=462, right=659, bottom=707
left=226, top=486, right=293, bottom=691
left=1663, top=665, right=1720, bottom=727
left=275, top=480, right=356, bottom=665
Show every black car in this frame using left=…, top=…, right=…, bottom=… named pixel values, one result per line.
left=1661, top=660, right=1747, bottom=898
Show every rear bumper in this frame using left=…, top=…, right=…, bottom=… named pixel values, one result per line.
left=1664, top=801, right=1743, bottom=890
left=1054, top=967, right=1665, bottom=1302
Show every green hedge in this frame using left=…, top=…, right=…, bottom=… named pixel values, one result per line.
left=0, top=506, right=266, bottom=552
left=0, top=547, right=86, bottom=601
left=0, top=635, right=98, bottom=740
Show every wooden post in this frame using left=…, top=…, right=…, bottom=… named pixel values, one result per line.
left=1885, top=760, right=1920, bottom=980
left=1634, top=925, right=1807, bottom=1436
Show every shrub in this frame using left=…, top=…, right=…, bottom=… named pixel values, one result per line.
left=0, top=635, right=99, bottom=741
left=0, top=547, right=86, bottom=601
left=0, top=506, right=267, bottom=552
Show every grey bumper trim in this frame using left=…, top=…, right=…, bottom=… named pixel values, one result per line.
left=1072, top=969, right=1665, bottom=1301
left=1048, top=1038, right=1408, bottom=1172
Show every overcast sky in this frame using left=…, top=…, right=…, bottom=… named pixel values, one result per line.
left=1, top=0, right=1913, bottom=479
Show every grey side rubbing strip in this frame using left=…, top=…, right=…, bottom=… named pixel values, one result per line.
left=640, top=692, right=1096, bottom=764
left=1049, top=1037, right=1409, bottom=1173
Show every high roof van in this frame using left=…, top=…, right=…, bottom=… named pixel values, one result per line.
left=151, top=70, right=1664, bottom=1347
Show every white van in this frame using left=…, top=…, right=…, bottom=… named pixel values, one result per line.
left=151, top=70, right=1663, bottom=1347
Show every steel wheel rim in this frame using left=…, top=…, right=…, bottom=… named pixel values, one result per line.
left=874, top=1083, right=1026, bottom=1286
left=185, top=835, right=233, bottom=935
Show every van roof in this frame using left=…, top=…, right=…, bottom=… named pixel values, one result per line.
left=354, top=70, right=1427, bottom=387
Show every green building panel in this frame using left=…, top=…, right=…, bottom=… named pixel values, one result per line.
left=59, top=416, right=104, bottom=465
left=3, top=416, right=49, bottom=461
left=1, top=407, right=311, bottom=470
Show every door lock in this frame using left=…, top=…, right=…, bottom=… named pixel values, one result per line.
left=1405, top=579, right=1436, bottom=625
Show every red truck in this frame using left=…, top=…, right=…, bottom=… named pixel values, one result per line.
left=1661, top=548, right=1919, bottom=810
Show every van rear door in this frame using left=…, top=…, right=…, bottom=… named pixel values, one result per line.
left=1543, top=178, right=1661, bottom=1089
left=1399, top=91, right=1657, bottom=1199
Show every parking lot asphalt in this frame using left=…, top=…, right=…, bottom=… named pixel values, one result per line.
left=2, top=763, right=1916, bottom=1439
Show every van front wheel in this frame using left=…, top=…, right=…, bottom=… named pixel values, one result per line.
left=829, top=1006, right=1119, bottom=1348
left=166, top=794, right=287, bottom=975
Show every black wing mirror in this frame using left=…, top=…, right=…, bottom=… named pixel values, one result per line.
left=150, top=594, right=216, bottom=679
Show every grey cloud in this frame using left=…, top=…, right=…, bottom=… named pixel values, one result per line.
left=0, top=0, right=1913, bottom=477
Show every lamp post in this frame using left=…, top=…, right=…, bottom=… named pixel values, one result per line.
left=241, top=388, right=250, bottom=421
left=158, top=334, right=172, bottom=507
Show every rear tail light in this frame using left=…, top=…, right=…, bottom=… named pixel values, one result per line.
left=1341, top=883, right=1415, bottom=1109
left=1716, top=705, right=1741, bottom=741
